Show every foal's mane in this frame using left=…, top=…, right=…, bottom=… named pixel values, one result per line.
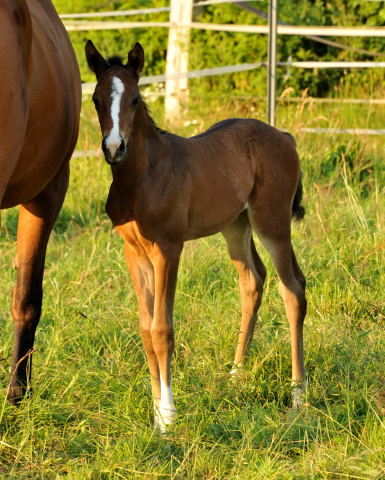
left=142, top=102, right=168, bottom=135
left=105, top=55, right=168, bottom=135
left=106, top=55, right=125, bottom=67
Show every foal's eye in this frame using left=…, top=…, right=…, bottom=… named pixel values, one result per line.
left=131, top=96, right=140, bottom=107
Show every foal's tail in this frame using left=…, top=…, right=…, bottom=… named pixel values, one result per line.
left=282, top=131, right=305, bottom=221
left=292, top=172, right=305, bottom=221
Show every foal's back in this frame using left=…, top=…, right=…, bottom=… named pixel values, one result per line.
left=160, top=118, right=300, bottom=239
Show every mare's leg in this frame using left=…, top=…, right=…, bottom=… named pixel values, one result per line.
left=249, top=204, right=307, bottom=408
left=149, top=242, right=182, bottom=431
left=8, top=164, right=69, bottom=404
left=122, top=241, right=161, bottom=425
left=221, top=212, right=266, bottom=372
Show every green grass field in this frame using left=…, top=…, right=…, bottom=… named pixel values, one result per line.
left=0, top=94, right=384, bottom=479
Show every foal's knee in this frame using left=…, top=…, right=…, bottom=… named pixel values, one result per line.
left=139, top=318, right=152, bottom=341
left=151, top=322, right=174, bottom=356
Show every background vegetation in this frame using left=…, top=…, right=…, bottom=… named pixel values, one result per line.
left=55, top=0, right=385, bottom=97
left=0, top=1, right=384, bottom=478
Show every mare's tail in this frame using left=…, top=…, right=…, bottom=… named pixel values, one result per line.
left=292, top=172, right=305, bottom=221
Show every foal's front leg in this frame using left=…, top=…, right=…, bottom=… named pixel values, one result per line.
left=122, top=242, right=160, bottom=422
left=149, top=242, right=182, bottom=431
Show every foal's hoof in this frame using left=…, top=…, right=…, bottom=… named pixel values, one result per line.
left=291, top=379, right=307, bottom=409
left=154, top=404, right=177, bottom=434
left=229, top=363, right=244, bottom=378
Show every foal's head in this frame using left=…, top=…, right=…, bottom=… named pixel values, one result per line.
left=85, top=40, right=144, bottom=165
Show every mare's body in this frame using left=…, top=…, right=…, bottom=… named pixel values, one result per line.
left=86, top=41, right=306, bottom=431
left=0, top=0, right=81, bottom=402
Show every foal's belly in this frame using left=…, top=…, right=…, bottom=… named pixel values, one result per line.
left=185, top=194, right=248, bottom=240
left=184, top=168, right=252, bottom=240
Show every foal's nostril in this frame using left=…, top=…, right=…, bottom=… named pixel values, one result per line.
left=119, top=139, right=126, bottom=153
left=101, top=135, right=125, bottom=164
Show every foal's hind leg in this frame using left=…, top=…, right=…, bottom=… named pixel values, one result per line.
left=289, top=246, right=307, bottom=406
left=8, top=164, right=69, bottom=404
left=250, top=206, right=307, bottom=408
left=222, top=211, right=266, bottom=373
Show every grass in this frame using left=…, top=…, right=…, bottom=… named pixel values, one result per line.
left=0, top=90, right=385, bottom=479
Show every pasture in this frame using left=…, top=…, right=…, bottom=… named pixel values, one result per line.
left=0, top=94, right=384, bottom=479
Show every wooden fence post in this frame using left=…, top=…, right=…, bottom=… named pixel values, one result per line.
left=165, top=0, right=193, bottom=125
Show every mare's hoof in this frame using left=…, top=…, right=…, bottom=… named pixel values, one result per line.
left=7, top=386, right=26, bottom=406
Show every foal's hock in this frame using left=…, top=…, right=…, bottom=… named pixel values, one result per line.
left=86, top=40, right=307, bottom=432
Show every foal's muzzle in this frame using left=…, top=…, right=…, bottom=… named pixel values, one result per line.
left=102, top=136, right=127, bottom=165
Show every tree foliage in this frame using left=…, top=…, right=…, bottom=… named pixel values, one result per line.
left=54, top=0, right=385, bottom=97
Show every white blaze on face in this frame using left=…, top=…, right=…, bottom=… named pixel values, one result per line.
left=105, top=76, right=125, bottom=156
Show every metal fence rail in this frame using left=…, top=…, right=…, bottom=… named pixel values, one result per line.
left=63, top=20, right=385, bottom=36
left=300, top=128, right=385, bottom=135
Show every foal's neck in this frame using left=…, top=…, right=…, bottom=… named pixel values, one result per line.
left=112, top=102, right=162, bottom=190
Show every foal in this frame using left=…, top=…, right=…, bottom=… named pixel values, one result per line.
left=86, top=41, right=307, bottom=431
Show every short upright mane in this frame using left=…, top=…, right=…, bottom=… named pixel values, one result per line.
left=106, top=56, right=124, bottom=67
left=103, top=56, right=168, bottom=135
left=143, top=102, right=168, bottom=135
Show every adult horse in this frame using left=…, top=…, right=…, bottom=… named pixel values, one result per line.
left=86, top=41, right=307, bottom=432
left=0, top=0, right=81, bottom=404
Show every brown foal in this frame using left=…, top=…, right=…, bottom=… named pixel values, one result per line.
left=86, top=41, right=307, bottom=431
left=1, top=0, right=81, bottom=403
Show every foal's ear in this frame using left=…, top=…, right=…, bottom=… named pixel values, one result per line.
left=85, top=40, right=108, bottom=79
left=127, top=43, right=144, bottom=82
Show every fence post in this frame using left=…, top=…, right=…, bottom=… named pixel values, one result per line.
left=267, top=0, right=278, bottom=127
left=165, top=0, right=193, bottom=125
